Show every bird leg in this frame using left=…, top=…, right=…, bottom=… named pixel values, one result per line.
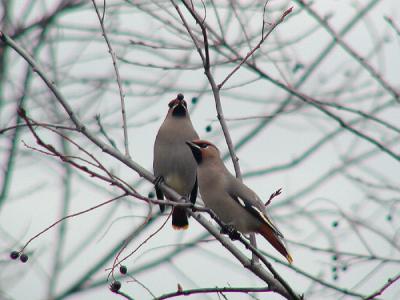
left=179, top=195, right=193, bottom=217
left=154, top=176, right=164, bottom=188
left=190, top=203, right=197, bottom=212
left=180, top=195, right=189, bottom=203
left=154, top=176, right=166, bottom=212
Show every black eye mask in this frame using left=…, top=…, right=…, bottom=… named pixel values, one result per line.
left=172, top=103, right=187, bottom=117
left=186, top=142, right=203, bottom=164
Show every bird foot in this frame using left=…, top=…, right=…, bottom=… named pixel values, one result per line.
left=220, top=224, right=241, bottom=240
left=179, top=196, right=189, bottom=203
left=154, top=176, right=164, bottom=188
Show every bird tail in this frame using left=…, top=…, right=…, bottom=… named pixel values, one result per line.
left=257, top=225, right=293, bottom=264
left=172, top=207, right=189, bottom=230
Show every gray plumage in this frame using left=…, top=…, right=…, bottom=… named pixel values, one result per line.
left=153, top=94, right=199, bottom=229
left=186, top=139, right=292, bottom=263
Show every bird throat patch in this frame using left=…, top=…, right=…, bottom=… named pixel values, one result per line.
left=172, top=105, right=187, bottom=117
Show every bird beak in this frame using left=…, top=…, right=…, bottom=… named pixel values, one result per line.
left=171, top=99, right=187, bottom=117
left=175, top=99, right=185, bottom=109
left=186, top=141, right=202, bottom=164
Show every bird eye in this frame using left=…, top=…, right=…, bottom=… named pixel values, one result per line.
left=201, top=143, right=209, bottom=148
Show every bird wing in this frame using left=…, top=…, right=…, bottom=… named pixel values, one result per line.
left=190, top=176, right=198, bottom=205
left=227, top=177, right=284, bottom=238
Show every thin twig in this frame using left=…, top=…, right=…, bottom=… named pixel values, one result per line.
left=210, top=0, right=380, bottom=167
left=126, top=275, right=156, bottom=298
left=91, top=0, right=131, bottom=157
left=296, top=0, right=400, bottom=102
left=107, top=208, right=171, bottom=281
left=0, top=122, right=77, bottom=134
left=384, top=15, right=400, bottom=36
left=177, top=0, right=243, bottom=179
left=265, top=188, right=282, bottom=206
left=364, top=273, right=400, bottom=300
left=95, top=114, right=117, bottom=149
left=114, top=290, right=134, bottom=300
left=261, top=0, right=271, bottom=37
left=170, top=0, right=205, bottom=63
left=0, top=25, right=49, bottom=210
left=19, top=193, right=126, bottom=253
left=218, top=6, right=293, bottom=90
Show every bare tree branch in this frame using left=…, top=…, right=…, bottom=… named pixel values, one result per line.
left=218, top=6, right=293, bottom=90
left=92, top=0, right=131, bottom=157
left=154, top=286, right=274, bottom=300
left=364, top=273, right=400, bottom=300
left=0, top=30, right=300, bottom=300
left=296, top=0, right=400, bottom=102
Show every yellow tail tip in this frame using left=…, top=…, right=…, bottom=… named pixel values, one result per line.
left=172, top=224, right=189, bottom=230
left=286, top=254, right=293, bottom=264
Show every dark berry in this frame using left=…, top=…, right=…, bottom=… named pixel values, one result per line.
left=148, top=191, right=155, bottom=199
left=341, top=265, right=348, bottom=271
left=110, top=280, right=121, bottom=292
left=332, top=266, right=337, bottom=273
left=333, top=274, right=338, bottom=281
left=10, top=251, right=19, bottom=260
left=177, top=93, right=184, bottom=101
left=191, top=97, right=198, bottom=104
left=205, top=125, right=212, bottom=132
left=332, top=221, right=339, bottom=228
left=120, top=265, right=127, bottom=275
left=20, top=253, right=28, bottom=263
left=386, top=214, right=392, bottom=221
left=332, top=255, right=338, bottom=261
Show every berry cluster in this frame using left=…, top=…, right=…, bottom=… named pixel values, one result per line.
left=10, top=251, right=28, bottom=263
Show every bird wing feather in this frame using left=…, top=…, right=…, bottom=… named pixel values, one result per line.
left=227, top=176, right=284, bottom=238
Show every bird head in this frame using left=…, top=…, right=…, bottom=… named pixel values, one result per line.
left=168, top=93, right=188, bottom=117
left=186, top=139, right=219, bottom=164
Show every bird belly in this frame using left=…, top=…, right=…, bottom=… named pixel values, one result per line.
left=153, top=143, right=197, bottom=197
left=165, top=174, right=189, bottom=195
left=203, top=192, right=260, bottom=233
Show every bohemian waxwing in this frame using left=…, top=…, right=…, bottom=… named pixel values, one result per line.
left=186, top=139, right=293, bottom=263
left=153, top=94, right=199, bottom=229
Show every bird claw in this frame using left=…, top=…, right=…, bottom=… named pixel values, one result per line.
left=154, top=176, right=164, bottom=188
left=229, top=230, right=241, bottom=240
left=220, top=224, right=240, bottom=240
left=180, top=196, right=188, bottom=203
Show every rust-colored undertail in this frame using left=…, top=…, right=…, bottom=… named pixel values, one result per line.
left=257, top=225, right=293, bottom=264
